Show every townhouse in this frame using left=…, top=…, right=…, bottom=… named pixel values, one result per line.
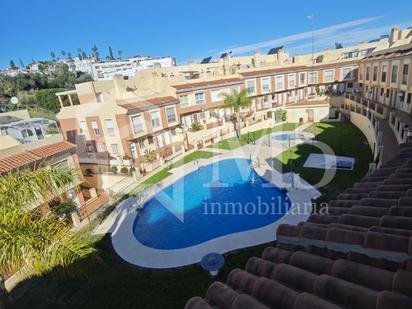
left=0, top=110, right=108, bottom=225
left=54, top=26, right=412, bottom=174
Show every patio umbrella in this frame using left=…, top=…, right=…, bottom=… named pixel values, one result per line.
left=200, top=253, right=224, bottom=276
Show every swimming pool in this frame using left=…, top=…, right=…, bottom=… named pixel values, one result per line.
left=133, top=158, right=291, bottom=250
left=273, top=133, right=305, bottom=141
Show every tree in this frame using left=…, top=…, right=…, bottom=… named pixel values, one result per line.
left=117, top=50, right=122, bottom=60
left=34, top=88, right=66, bottom=112
left=77, top=48, right=83, bottom=60
left=67, top=52, right=73, bottom=60
left=9, top=60, right=17, bottom=70
left=19, top=58, right=25, bottom=68
left=61, top=50, right=66, bottom=58
left=50, top=51, right=56, bottom=61
left=222, top=89, right=252, bottom=138
left=91, top=45, right=100, bottom=61
left=108, top=46, right=114, bottom=60
left=0, top=167, right=98, bottom=307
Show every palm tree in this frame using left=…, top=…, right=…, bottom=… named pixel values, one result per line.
left=0, top=167, right=98, bottom=308
left=50, top=51, right=56, bottom=61
left=61, top=50, right=66, bottom=58
left=222, top=89, right=252, bottom=138
left=117, top=50, right=122, bottom=60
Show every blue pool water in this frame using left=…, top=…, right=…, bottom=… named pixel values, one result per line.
left=133, top=158, right=291, bottom=249
left=273, top=133, right=305, bottom=141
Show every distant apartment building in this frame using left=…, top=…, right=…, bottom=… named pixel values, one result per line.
left=55, top=27, right=412, bottom=174
left=0, top=110, right=108, bottom=225
left=90, top=56, right=176, bottom=80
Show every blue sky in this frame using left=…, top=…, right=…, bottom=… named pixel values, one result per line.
left=1, top=0, right=412, bottom=69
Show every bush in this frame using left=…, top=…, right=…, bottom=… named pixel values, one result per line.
left=143, top=149, right=157, bottom=163
left=191, top=122, right=203, bottom=131
left=129, top=167, right=136, bottom=175
left=51, top=200, right=77, bottom=220
left=98, top=166, right=105, bottom=174
left=120, top=167, right=128, bottom=174
left=110, top=166, right=118, bottom=174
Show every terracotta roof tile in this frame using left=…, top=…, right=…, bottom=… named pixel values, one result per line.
left=0, top=151, right=40, bottom=174
left=29, top=140, right=76, bottom=158
left=120, top=96, right=178, bottom=110
left=0, top=140, right=76, bottom=174
left=185, top=143, right=412, bottom=309
left=172, top=78, right=243, bottom=90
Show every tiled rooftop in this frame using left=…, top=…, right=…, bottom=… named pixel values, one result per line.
left=0, top=140, right=76, bottom=174
left=185, top=144, right=412, bottom=309
left=120, top=96, right=178, bottom=110
left=172, top=78, right=243, bottom=90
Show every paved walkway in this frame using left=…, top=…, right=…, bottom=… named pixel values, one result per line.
left=379, top=119, right=400, bottom=163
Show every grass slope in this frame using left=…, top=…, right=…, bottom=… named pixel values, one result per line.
left=209, top=122, right=300, bottom=150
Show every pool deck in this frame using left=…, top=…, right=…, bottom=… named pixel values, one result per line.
left=98, top=125, right=321, bottom=268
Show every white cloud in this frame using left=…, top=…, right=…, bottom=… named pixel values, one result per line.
left=213, top=16, right=384, bottom=55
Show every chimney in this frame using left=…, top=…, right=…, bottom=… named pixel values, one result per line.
left=253, top=50, right=261, bottom=68
left=390, top=27, right=400, bottom=44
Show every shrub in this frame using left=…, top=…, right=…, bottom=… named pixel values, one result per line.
left=191, top=122, right=203, bottom=131
left=129, top=167, right=136, bottom=175
left=144, top=149, right=157, bottom=163
left=110, top=166, right=118, bottom=174
left=51, top=199, right=77, bottom=220
left=120, top=167, right=128, bottom=174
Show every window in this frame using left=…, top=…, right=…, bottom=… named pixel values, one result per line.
left=407, top=93, right=412, bottom=104
left=111, top=144, right=119, bottom=154
left=195, top=92, right=205, bottom=104
left=96, top=143, right=106, bottom=152
left=150, top=110, right=161, bottom=128
left=381, top=65, right=387, bottom=82
left=288, top=74, right=296, bottom=88
left=275, top=75, right=284, bottom=90
left=138, top=139, right=145, bottom=149
left=402, top=64, right=409, bottom=85
left=246, top=79, right=255, bottom=94
left=359, top=67, right=363, bottom=80
left=309, top=72, right=317, bottom=84
left=342, top=67, right=352, bottom=80
left=132, top=115, right=143, bottom=133
left=180, top=95, right=189, bottom=107
left=261, top=77, right=271, bottom=93
left=211, top=90, right=223, bottom=102
left=366, top=66, right=370, bottom=81
left=373, top=66, right=378, bottom=81
left=380, top=88, right=385, bottom=96
left=129, top=143, right=138, bottom=159
left=166, top=107, right=177, bottom=123
left=91, top=121, right=100, bottom=135
left=386, top=89, right=390, bottom=98
left=79, top=121, right=88, bottom=134
left=171, top=128, right=177, bottom=136
left=96, top=93, right=103, bottom=103
left=299, top=72, right=306, bottom=85
left=104, top=119, right=115, bottom=136
left=148, top=136, right=154, bottom=144
left=324, top=70, right=334, bottom=82
left=391, top=65, right=398, bottom=83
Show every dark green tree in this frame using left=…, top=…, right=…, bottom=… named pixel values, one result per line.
left=108, top=46, right=114, bottom=60
left=9, top=60, right=17, bottom=70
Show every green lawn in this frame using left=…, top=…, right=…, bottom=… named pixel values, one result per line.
left=209, top=122, right=300, bottom=150
left=10, top=235, right=269, bottom=309
left=274, top=122, right=373, bottom=206
left=129, top=150, right=218, bottom=195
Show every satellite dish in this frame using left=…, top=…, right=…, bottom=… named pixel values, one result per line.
left=10, top=96, right=19, bottom=105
